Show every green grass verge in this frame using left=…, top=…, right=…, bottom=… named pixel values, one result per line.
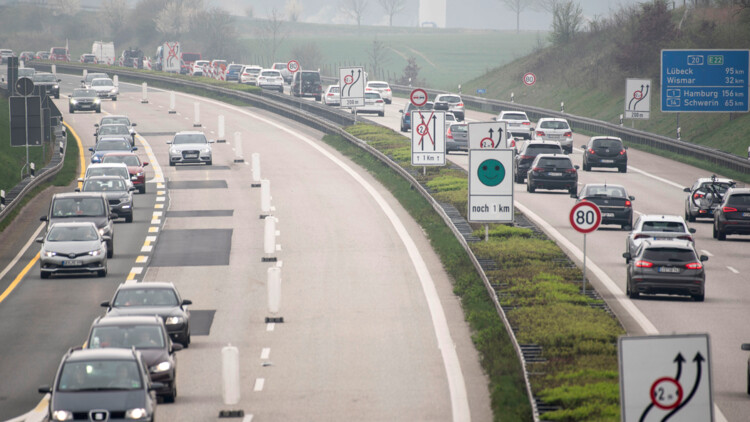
left=328, top=122, right=624, bottom=421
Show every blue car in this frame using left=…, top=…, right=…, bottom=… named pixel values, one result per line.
left=89, top=137, right=136, bottom=163
left=225, top=64, right=244, bottom=82
left=399, top=101, right=433, bottom=132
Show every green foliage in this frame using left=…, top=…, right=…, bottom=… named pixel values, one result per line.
left=472, top=224, right=534, bottom=239
left=426, top=175, right=467, bottom=192
left=538, top=382, right=620, bottom=421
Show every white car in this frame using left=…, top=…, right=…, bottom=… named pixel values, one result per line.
left=83, top=162, right=134, bottom=190
left=257, top=69, right=284, bottom=92
left=192, top=60, right=210, bottom=76
left=323, top=85, right=340, bottom=106
left=624, top=215, right=696, bottom=261
left=167, top=131, right=214, bottom=166
left=534, top=118, right=573, bottom=153
left=351, top=92, right=385, bottom=116
left=90, top=78, right=118, bottom=101
left=444, top=112, right=457, bottom=131
left=365, top=81, right=392, bottom=104
left=496, top=110, right=533, bottom=140
left=240, top=65, right=262, bottom=85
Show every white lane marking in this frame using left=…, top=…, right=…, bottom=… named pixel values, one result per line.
left=140, top=245, right=153, bottom=253
left=146, top=235, right=157, bottom=242
left=266, top=323, right=275, bottom=332
left=628, top=166, right=687, bottom=190
left=701, top=249, right=713, bottom=257
left=728, top=266, right=739, bottom=274
left=137, top=134, right=164, bottom=184
left=0, top=223, right=45, bottom=283
left=163, top=90, right=472, bottom=422
left=514, top=202, right=659, bottom=335
left=242, top=416, right=253, bottom=422
left=253, top=378, right=265, bottom=392
left=130, top=267, right=143, bottom=275
left=260, top=348, right=270, bottom=360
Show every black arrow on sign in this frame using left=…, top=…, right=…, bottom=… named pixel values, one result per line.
left=661, top=352, right=704, bottom=422
left=494, top=127, right=504, bottom=149
left=432, top=115, right=437, bottom=150
left=638, top=352, right=686, bottom=422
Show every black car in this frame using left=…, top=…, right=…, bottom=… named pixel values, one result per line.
left=446, top=123, right=468, bottom=153
left=513, top=140, right=564, bottom=183
left=683, top=175, right=736, bottom=222
left=713, top=187, right=750, bottom=240
left=39, top=348, right=159, bottom=422
left=622, top=239, right=708, bottom=301
left=31, top=72, right=61, bottom=98
left=41, top=192, right=116, bottom=258
left=86, top=315, right=182, bottom=402
left=581, top=136, right=628, bottom=172
left=68, top=88, right=101, bottom=113
left=573, top=183, right=635, bottom=229
left=291, top=70, right=323, bottom=101
left=399, top=101, right=434, bottom=132
left=102, top=282, right=192, bottom=347
left=526, top=153, right=578, bottom=194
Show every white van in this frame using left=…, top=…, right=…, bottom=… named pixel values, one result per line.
left=91, top=41, right=115, bottom=65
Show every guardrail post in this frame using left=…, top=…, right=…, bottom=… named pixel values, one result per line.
left=251, top=153, right=261, bottom=187
left=0, top=190, right=5, bottom=209
left=30, top=163, right=35, bottom=178
left=619, top=114, right=623, bottom=127
left=560, top=101, right=565, bottom=113
left=221, top=344, right=240, bottom=405
left=260, top=179, right=272, bottom=217
left=511, top=92, right=515, bottom=103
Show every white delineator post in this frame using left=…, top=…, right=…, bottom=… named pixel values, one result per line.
left=168, top=91, right=176, bottom=114
left=193, top=102, right=201, bottom=127
left=266, top=266, right=283, bottom=323
left=264, top=216, right=278, bottom=255
left=260, top=179, right=272, bottom=215
left=141, top=82, right=148, bottom=103
left=221, top=344, right=240, bottom=405
left=233, top=132, right=244, bottom=163
left=51, top=64, right=56, bottom=75
left=217, top=115, right=226, bottom=142
left=113, top=75, right=118, bottom=88
left=251, top=153, right=261, bottom=186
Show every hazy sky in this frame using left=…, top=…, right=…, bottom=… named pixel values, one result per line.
left=215, top=0, right=642, bottom=31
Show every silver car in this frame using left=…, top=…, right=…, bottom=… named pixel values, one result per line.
left=37, top=222, right=109, bottom=278
left=433, top=94, right=465, bottom=121
left=624, top=215, right=696, bottom=261
left=534, top=118, right=573, bottom=153
left=365, top=81, right=393, bottom=104
left=79, top=176, right=135, bottom=223
left=90, top=77, right=118, bottom=100
left=167, top=131, right=214, bottom=166
left=496, top=110, right=533, bottom=140
left=323, top=85, right=340, bottom=106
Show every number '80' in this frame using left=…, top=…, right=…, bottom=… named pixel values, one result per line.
left=576, top=210, right=595, bottom=225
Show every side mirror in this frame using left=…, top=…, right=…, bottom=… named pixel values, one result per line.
left=94, top=124, right=99, bottom=128
left=625, top=146, right=629, bottom=150
left=742, top=344, right=750, bottom=351
left=131, top=123, right=137, bottom=127
left=110, top=212, right=118, bottom=219
left=182, top=299, right=193, bottom=306
left=700, top=255, right=709, bottom=262
left=622, top=252, right=632, bottom=260
left=629, top=196, right=635, bottom=201
left=100, top=301, right=110, bottom=308
left=143, top=162, right=149, bottom=167
left=581, top=145, right=587, bottom=149
left=81, top=80, right=85, bottom=83
left=38, top=385, right=51, bottom=394
left=573, top=165, right=580, bottom=170
left=132, top=147, right=138, bottom=151
left=399, top=109, right=404, bottom=113
left=57, top=79, right=61, bottom=82
left=171, top=343, right=183, bottom=352
left=67, top=94, right=72, bottom=98
left=149, top=382, right=165, bottom=391
left=129, top=186, right=136, bottom=192
left=689, top=228, right=696, bottom=234
left=101, top=235, right=112, bottom=242
left=35, top=236, right=44, bottom=243
left=683, top=187, right=691, bottom=192
left=77, top=178, right=83, bottom=182
left=40, top=216, right=48, bottom=222
left=492, top=117, right=497, bottom=121
left=209, top=140, right=215, bottom=144
left=88, top=147, right=94, bottom=152
left=166, top=141, right=172, bottom=144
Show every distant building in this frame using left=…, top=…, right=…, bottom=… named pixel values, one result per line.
left=419, top=0, right=446, bottom=28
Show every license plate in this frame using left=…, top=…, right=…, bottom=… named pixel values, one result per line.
left=743, top=212, right=750, bottom=217
left=548, top=134, right=561, bottom=139
left=653, top=237, right=670, bottom=240
left=185, top=153, right=198, bottom=158
left=548, top=172, right=562, bottom=176
left=601, top=159, right=614, bottom=163
left=658, top=266, right=680, bottom=273
left=62, top=260, right=82, bottom=267
left=602, top=213, right=615, bottom=217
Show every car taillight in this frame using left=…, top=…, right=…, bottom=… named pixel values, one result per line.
left=366, top=88, right=372, bottom=91
left=447, top=129, right=453, bottom=139
left=564, top=132, right=572, bottom=137
left=385, top=88, right=391, bottom=92
left=532, top=167, right=543, bottom=172
left=625, top=200, right=632, bottom=207
left=685, top=262, right=703, bottom=270
left=723, top=206, right=738, bottom=212
left=520, top=155, right=533, bottom=160
left=564, top=168, right=576, bottom=173
left=677, top=235, right=693, bottom=242
left=522, top=122, right=531, bottom=125
left=634, top=234, right=650, bottom=240
left=620, top=149, right=627, bottom=155
left=405, top=112, right=410, bottom=117
left=509, top=139, right=516, bottom=148
left=457, top=102, right=463, bottom=106
left=635, top=260, right=653, bottom=268
left=693, top=192, right=704, bottom=199
left=536, top=131, right=545, bottom=137
left=327, top=93, right=334, bottom=96
left=376, top=99, right=383, bottom=103
left=588, top=148, right=595, bottom=154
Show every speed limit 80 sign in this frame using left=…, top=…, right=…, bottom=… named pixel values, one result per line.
left=570, top=201, right=602, bottom=233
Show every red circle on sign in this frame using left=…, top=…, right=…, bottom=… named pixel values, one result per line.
left=569, top=201, right=602, bottom=234
left=416, top=124, right=428, bottom=136
left=523, top=72, right=536, bottom=86
left=650, top=377, right=683, bottom=410
left=410, top=88, right=428, bottom=107
left=633, top=90, right=643, bottom=100
left=287, top=60, right=299, bottom=73
left=344, top=75, right=353, bottom=84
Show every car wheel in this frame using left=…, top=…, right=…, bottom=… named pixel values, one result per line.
left=163, top=381, right=176, bottom=403
left=112, top=96, right=117, bottom=101
left=40, top=271, right=49, bottom=279
left=206, top=160, right=212, bottom=166
left=139, top=185, right=146, bottom=194
left=315, top=95, right=322, bottom=101
left=515, top=174, right=524, bottom=184
left=627, top=277, right=639, bottom=299
left=527, top=183, right=536, bottom=193
left=686, top=210, right=695, bottom=222
left=378, top=111, right=384, bottom=117
left=55, top=93, right=59, bottom=99
left=569, top=186, right=577, bottom=196
left=619, top=165, right=627, bottom=173
left=400, top=125, right=407, bottom=132
left=69, top=107, right=74, bottom=113
left=693, top=293, right=705, bottom=302
left=107, top=241, right=114, bottom=258
left=98, top=266, right=107, bottom=278
left=717, top=228, right=726, bottom=241
left=96, top=107, right=101, bottom=113
left=169, top=161, right=175, bottom=167
left=583, top=163, right=590, bottom=171
left=125, top=214, right=133, bottom=223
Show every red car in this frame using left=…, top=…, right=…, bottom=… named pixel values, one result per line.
left=101, top=152, right=149, bottom=194
left=49, top=47, right=70, bottom=61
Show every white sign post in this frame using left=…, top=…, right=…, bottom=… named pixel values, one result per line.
left=625, top=78, right=652, bottom=119
left=411, top=110, right=446, bottom=166
left=288, top=60, right=300, bottom=98
left=468, top=122, right=509, bottom=150
left=619, top=334, right=713, bottom=422
left=468, top=149, right=514, bottom=224
left=339, top=66, right=365, bottom=108
left=569, top=201, right=601, bottom=295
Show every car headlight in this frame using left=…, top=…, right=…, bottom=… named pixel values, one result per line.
left=110, top=88, right=118, bottom=94
left=53, top=85, right=59, bottom=89
left=201, top=147, right=211, bottom=154
left=169, top=147, right=178, bottom=154
left=136, top=171, right=144, bottom=177
left=165, top=316, right=183, bottom=325
left=51, top=410, right=73, bottom=421
left=88, top=249, right=102, bottom=256
left=43, top=250, right=57, bottom=257
left=70, top=99, right=78, bottom=105
left=94, top=98, right=101, bottom=104
left=98, top=227, right=109, bottom=236
left=150, top=361, right=172, bottom=373
left=125, top=408, right=149, bottom=420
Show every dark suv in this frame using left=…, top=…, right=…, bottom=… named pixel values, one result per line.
left=86, top=315, right=182, bottom=402
left=581, top=136, right=628, bottom=172
left=513, top=141, right=563, bottom=183
left=42, top=192, right=116, bottom=258
left=525, top=153, right=579, bottom=195
left=39, top=348, right=159, bottom=421
left=399, top=101, right=434, bottom=132
left=622, top=240, right=708, bottom=301
left=713, top=187, right=750, bottom=241
left=291, top=70, right=323, bottom=101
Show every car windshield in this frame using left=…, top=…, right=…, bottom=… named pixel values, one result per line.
left=727, top=194, right=750, bottom=206
left=52, top=198, right=104, bottom=217
left=642, top=247, right=696, bottom=262
left=58, top=360, right=142, bottom=392
left=526, top=144, right=562, bottom=154
left=369, top=83, right=389, bottom=89
left=90, top=325, right=165, bottom=350
left=96, top=140, right=131, bottom=151
left=99, top=126, right=129, bottom=135
left=173, top=134, right=207, bottom=145
left=33, top=74, right=56, bottom=82
left=83, top=178, right=127, bottom=192
left=328, top=86, right=340, bottom=93
left=365, top=92, right=381, bottom=99
left=103, top=155, right=140, bottom=166
left=113, top=288, right=180, bottom=307
left=440, top=95, right=461, bottom=103
left=641, top=221, right=687, bottom=232
left=92, top=79, right=113, bottom=87
left=502, top=113, right=528, bottom=120
left=592, top=138, right=623, bottom=149
left=228, top=64, right=243, bottom=71
left=86, top=74, right=108, bottom=82
left=73, top=89, right=97, bottom=97
left=450, top=124, right=468, bottom=133
left=299, top=72, right=320, bottom=82
left=51, top=48, right=66, bottom=55
left=101, top=117, right=130, bottom=126
left=537, top=158, right=572, bottom=168
left=261, top=71, right=280, bottom=77
left=47, top=225, right=99, bottom=241
left=540, top=120, right=570, bottom=130
left=582, top=185, right=627, bottom=197
left=87, top=167, right=128, bottom=179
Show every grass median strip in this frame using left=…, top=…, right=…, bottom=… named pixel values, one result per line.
left=326, top=123, right=624, bottom=421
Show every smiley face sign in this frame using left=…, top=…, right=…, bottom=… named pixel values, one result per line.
left=477, top=159, right=505, bottom=186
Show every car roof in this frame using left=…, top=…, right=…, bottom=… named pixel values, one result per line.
left=91, top=77, right=113, bottom=82
left=102, top=152, right=138, bottom=157
left=525, top=140, right=562, bottom=146
left=53, top=191, right=106, bottom=199
left=638, top=214, right=686, bottom=223
left=537, top=117, right=569, bottom=122
left=84, top=175, right=126, bottom=181
left=367, top=80, right=389, bottom=85
left=48, top=221, right=98, bottom=229
left=727, top=187, right=750, bottom=195
left=101, top=115, right=129, bottom=120
left=642, top=239, right=695, bottom=249
left=175, top=130, right=205, bottom=135
left=93, top=315, right=164, bottom=326
left=534, top=153, right=571, bottom=160
left=67, top=347, right=138, bottom=362
left=116, top=281, right=177, bottom=291
left=96, top=136, right=130, bottom=143
left=589, top=136, right=623, bottom=141
left=694, top=177, right=735, bottom=184
left=88, top=162, right=128, bottom=168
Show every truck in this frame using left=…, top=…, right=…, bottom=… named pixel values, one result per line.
left=91, top=41, right=115, bottom=65
left=154, top=41, right=181, bottom=73
left=121, top=47, right=143, bottom=68
left=180, top=52, right=202, bottom=74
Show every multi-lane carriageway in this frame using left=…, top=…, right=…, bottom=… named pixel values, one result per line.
left=0, top=72, right=749, bottom=421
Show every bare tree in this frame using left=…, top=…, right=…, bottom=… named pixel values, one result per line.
left=245, top=5, right=254, bottom=17
left=367, top=40, right=389, bottom=80
left=99, top=0, right=129, bottom=42
left=155, top=0, right=203, bottom=39
left=537, top=0, right=562, bottom=14
left=550, top=1, right=583, bottom=44
left=291, top=42, right=323, bottom=70
left=339, top=0, right=369, bottom=28
left=286, top=0, right=303, bottom=22
left=378, top=0, right=406, bottom=26
left=190, top=7, right=236, bottom=59
left=257, top=7, right=286, bottom=64
left=51, top=0, right=80, bottom=16
left=498, top=0, right=534, bottom=33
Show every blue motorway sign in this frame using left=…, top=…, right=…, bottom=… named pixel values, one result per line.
left=476, top=88, right=487, bottom=94
left=661, top=49, right=749, bottom=112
